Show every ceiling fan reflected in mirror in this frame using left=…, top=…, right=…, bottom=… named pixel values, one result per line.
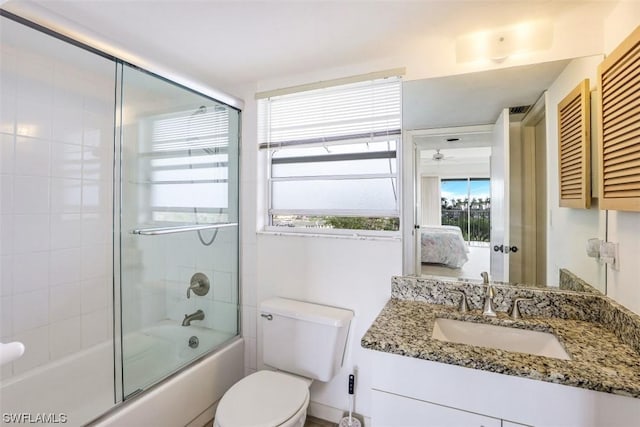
left=432, top=149, right=454, bottom=161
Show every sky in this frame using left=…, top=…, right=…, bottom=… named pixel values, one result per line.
left=441, top=179, right=490, bottom=202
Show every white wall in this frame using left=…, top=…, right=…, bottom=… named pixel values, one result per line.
left=603, top=2, right=640, bottom=315
left=256, top=234, right=401, bottom=419
left=0, top=18, right=114, bottom=379
left=544, top=55, right=607, bottom=291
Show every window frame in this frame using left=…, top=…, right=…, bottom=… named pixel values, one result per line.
left=259, top=76, right=402, bottom=237
left=263, top=137, right=402, bottom=238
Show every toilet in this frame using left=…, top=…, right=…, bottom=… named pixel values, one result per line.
left=214, top=297, right=354, bottom=427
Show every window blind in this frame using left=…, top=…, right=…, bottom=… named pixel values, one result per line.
left=258, top=76, right=401, bottom=149
left=258, top=75, right=401, bottom=232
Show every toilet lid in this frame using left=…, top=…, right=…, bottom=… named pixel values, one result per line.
left=216, top=371, right=309, bottom=427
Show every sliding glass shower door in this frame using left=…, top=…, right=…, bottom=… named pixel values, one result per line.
left=117, top=65, right=239, bottom=398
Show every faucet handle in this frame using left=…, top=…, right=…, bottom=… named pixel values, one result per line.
left=480, top=271, right=489, bottom=284
left=485, top=284, right=495, bottom=298
left=186, top=273, right=210, bottom=299
left=509, top=297, right=533, bottom=320
left=449, top=290, right=469, bottom=313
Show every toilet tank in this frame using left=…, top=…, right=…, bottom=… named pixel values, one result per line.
left=260, top=298, right=353, bottom=382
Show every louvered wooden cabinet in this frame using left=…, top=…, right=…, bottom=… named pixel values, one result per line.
left=558, top=79, right=591, bottom=208
left=597, top=25, right=640, bottom=212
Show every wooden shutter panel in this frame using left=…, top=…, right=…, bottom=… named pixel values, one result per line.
left=598, top=25, right=640, bottom=211
left=558, top=79, right=591, bottom=208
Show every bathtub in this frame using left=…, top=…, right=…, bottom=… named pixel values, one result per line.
left=0, top=322, right=243, bottom=427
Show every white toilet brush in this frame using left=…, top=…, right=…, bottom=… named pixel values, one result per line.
left=338, top=374, right=361, bottom=427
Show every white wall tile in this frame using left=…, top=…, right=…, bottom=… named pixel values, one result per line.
left=0, top=296, right=13, bottom=337
left=49, top=248, right=81, bottom=286
left=14, top=136, right=50, bottom=176
left=81, top=277, right=109, bottom=314
left=12, top=214, right=50, bottom=254
left=15, top=100, right=52, bottom=140
left=0, top=174, right=13, bottom=214
left=213, top=271, right=233, bottom=303
left=81, top=308, right=109, bottom=348
left=244, top=337, right=256, bottom=370
left=49, top=282, right=82, bottom=322
left=13, top=175, right=49, bottom=213
left=49, top=316, right=82, bottom=360
left=12, top=325, right=49, bottom=375
left=81, top=212, right=110, bottom=247
left=0, top=255, right=13, bottom=296
left=50, top=177, right=82, bottom=213
left=81, top=244, right=109, bottom=280
left=12, top=289, right=49, bottom=334
left=81, top=180, right=110, bottom=213
left=0, top=76, right=16, bottom=134
left=13, top=251, right=49, bottom=294
left=82, top=145, right=113, bottom=181
left=0, top=214, right=14, bottom=255
left=241, top=305, right=256, bottom=339
left=2, top=22, right=117, bottom=381
left=50, top=213, right=82, bottom=249
left=52, top=107, right=83, bottom=145
left=210, top=301, right=238, bottom=334
left=51, top=142, right=82, bottom=179
left=1, top=133, right=15, bottom=176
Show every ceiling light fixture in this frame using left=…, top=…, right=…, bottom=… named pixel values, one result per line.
left=455, top=20, right=553, bottom=64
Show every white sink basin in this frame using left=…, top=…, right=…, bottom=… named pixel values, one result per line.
left=432, top=318, right=571, bottom=360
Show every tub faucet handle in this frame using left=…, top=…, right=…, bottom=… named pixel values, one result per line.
left=187, top=273, right=210, bottom=299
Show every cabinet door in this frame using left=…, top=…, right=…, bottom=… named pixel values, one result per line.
left=372, top=390, right=502, bottom=427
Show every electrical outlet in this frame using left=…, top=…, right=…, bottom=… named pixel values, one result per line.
left=599, top=241, right=619, bottom=271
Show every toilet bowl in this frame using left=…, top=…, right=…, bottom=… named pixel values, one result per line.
left=214, top=298, right=353, bottom=427
left=214, top=371, right=310, bottom=427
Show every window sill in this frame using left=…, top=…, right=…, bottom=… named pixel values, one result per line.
left=257, top=228, right=401, bottom=242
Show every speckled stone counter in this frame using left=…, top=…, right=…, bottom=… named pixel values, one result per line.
left=361, top=276, right=640, bottom=398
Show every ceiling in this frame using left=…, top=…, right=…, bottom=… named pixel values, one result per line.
left=2, top=0, right=616, bottom=93
left=403, top=58, right=571, bottom=130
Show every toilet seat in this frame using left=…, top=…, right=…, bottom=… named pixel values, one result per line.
left=215, top=370, right=310, bottom=427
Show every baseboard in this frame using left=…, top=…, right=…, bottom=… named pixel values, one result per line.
left=308, top=401, right=370, bottom=426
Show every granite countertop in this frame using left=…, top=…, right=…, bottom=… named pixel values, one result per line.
left=361, top=298, right=640, bottom=398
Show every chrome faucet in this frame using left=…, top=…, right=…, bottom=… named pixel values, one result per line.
left=449, top=290, right=469, bottom=313
left=480, top=271, right=489, bottom=285
left=482, top=285, right=497, bottom=317
left=182, top=309, right=205, bottom=326
left=509, top=298, right=533, bottom=320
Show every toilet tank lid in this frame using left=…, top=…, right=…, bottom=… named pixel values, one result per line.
left=260, top=298, right=353, bottom=327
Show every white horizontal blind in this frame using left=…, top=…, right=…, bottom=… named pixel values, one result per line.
left=259, top=77, right=401, bottom=148
left=144, top=107, right=231, bottom=223
left=258, top=76, right=401, bottom=232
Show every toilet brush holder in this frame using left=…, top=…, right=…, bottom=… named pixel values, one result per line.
left=338, top=374, right=362, bottom=427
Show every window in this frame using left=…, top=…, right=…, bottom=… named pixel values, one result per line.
left=258, top=76, right=401, bottom=233
left=440, top=178, right=491, bottom=245
left=141, top=105, right=235, bottom=225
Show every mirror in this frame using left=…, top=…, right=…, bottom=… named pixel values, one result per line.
left=402, top=57, right=607, bottom=293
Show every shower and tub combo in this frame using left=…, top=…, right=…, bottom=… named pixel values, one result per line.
left=0, top=10, right=242, bottom=426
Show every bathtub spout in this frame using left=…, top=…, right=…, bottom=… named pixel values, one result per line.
left=182, top=310, right=205, bottom=326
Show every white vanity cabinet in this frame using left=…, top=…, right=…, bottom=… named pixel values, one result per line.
left=370, top=350, right=640, bottom=427
left=372, top=389, right=502, bottom=427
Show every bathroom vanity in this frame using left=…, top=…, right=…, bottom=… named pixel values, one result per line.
left=362, top=277, right=640, bottom=427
